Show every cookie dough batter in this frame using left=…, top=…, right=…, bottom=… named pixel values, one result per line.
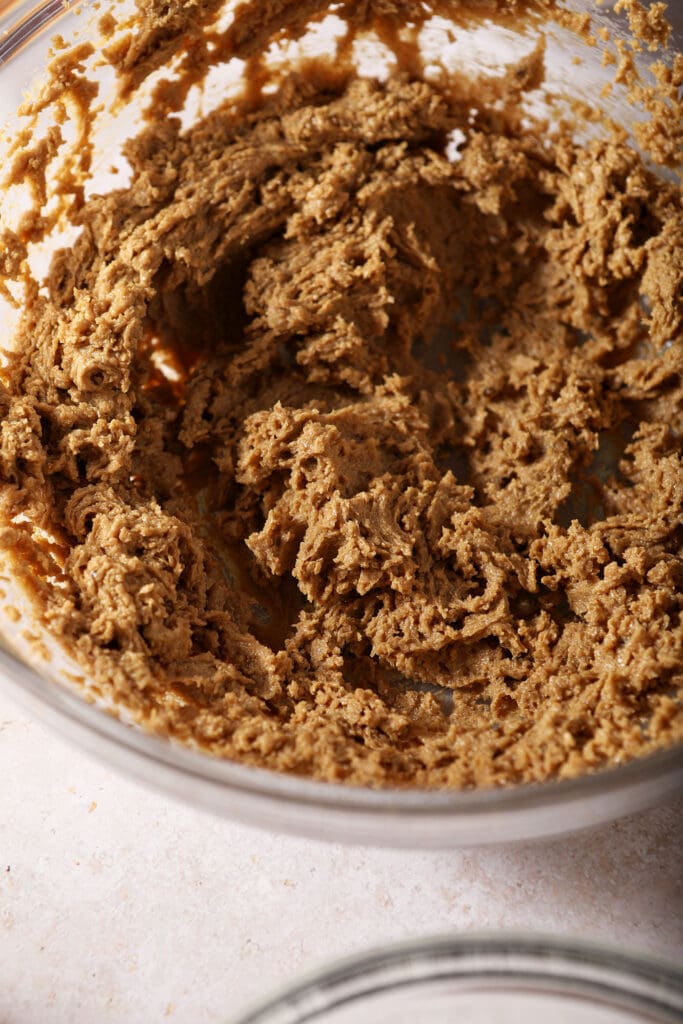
left=1, top=4, right=681, bottom=787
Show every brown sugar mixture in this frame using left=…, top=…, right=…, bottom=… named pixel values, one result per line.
left=0, top=0, right=681, bottom=786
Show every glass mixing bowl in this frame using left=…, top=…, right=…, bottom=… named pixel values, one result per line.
left=229, top=933, right=683, bottom=1024
left=0, top=0, right=682, bottom=847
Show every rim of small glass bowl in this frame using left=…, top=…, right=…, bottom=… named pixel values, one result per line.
left=229, top=932, right=683, bottom=1024
left=0, top=0, right=682, bottom=847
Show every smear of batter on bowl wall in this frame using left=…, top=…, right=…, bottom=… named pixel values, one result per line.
left=0, top=0, right=681, bottom=787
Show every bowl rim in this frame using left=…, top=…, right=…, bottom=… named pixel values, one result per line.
left=0, top=0, right=73, bottom=66
left=229, top=931, right=683, bottom=1024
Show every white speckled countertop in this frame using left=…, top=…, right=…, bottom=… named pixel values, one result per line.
left=1, top=683, right=681, bottom=1024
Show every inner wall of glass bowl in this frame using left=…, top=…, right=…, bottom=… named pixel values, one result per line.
left=0, top=0, right=676, bottom=705
left=311, top=986, right=647, bottom=1024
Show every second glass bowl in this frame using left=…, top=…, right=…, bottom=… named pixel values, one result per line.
left=230, top=933, right=683, bottom=1024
